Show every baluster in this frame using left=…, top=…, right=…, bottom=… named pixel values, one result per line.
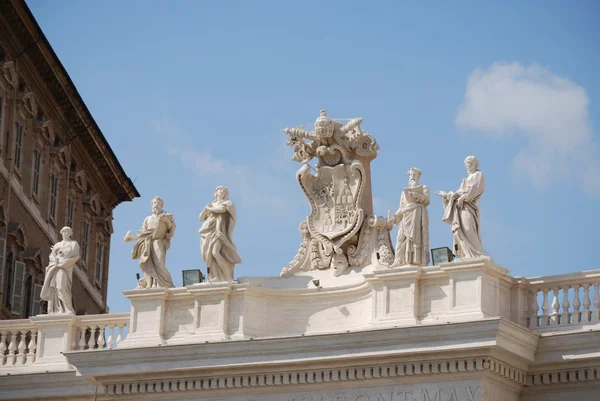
left=582, top=284, right=591, bottom=322
left=7, top=332, right=17, bottom=365
left=91, top=326, right=98, bottom=349
left=27, top=329, right=37, bottom=364
left=541, top=289, right=550, bottom=326
left=78, top=326, right=87, bottom=350
left=16, top=331, right=27, bottom=365
left=97, top=325, right=105, bottom=350
left=551, top=287, right=560, bottom=325
left=107, top=324, right=115, bottom=349
left=116, top=324, right=124, bottom=344
left=0, top=331, right=7, bottom=366
left=561, top=286, right=571, bottom=325
left=572, top=284, right=581, bottom=324
left=529, top=290, right=539, bottom=328
left=593, top=283, right=600, bottom=322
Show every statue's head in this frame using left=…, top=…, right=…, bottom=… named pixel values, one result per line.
left=151, top=196, right=164, bottom=214
left=60, top=226, right=73, bottom=240
left=407, top=167, right=422, bottom=184
left=464, top=156, right=480, bottom=173
left=314, top=110, right=334, bottom=138
left=215, top=186, right=229, bottom=201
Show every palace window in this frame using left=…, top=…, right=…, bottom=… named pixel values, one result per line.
left=14, top=122, right=23, bottom=169
left=95, top=241, right=104, bottom=283
left=67, top=198, right=75, bottom=228
left=49, top=173, right=58, bottom=219
left=2, top=252, right=13, bottom=306
left=81, top=220, right=90, bottom=264
left=32, top=149, right=41, bottom=197
left=0, top=95, right=4, bottom=148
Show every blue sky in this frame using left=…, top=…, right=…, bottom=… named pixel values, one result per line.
left=27, top=0, right=600, bottom=313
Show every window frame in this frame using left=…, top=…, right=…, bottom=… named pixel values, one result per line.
left=49, top=172, right=59, bottom=220
left=32, top=148, right=42, bottom=198
left=81, top=219, right=90, bottom=266
left=14, top=121, right=23, bottom=170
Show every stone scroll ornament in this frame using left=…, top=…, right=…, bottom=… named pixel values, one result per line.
left=280, top=110, right=394, bottom=277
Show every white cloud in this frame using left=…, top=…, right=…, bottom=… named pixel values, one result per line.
left=456, top=62, right=600, bottom=195
left=151, top=119, right=290, bottom=212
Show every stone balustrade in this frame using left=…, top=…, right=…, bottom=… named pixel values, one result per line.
left=522, top=270, right=600, bottom=330
left=0, top=312, right=129, bottom=375
left=0, top=321, right=37, bottom=367
left=1, top=262, right=600, bottom=379
left=71, top=313, right=129, bottom=351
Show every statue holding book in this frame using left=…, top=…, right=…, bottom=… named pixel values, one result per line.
left=388, top=167, right=430, bottom=267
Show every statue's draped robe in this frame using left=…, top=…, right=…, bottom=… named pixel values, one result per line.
left=394, top=186, right=430, bottom=266
left=40, top=240, right=79, bottom=314
left=131, top=213, right=175, bottom=288
left=441, top=170, right=488, bottom=259
left=199, top=200, right=242, bottom=282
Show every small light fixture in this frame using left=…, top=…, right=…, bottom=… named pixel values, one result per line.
left=312, top=279, right=322, bottom=290
left=431, top=247, right=454, bottom=265
left=182, top=269, right=205, bottom=286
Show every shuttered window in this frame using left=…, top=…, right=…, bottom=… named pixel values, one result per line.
left=32, top=283, right=42, bottom=316
left=95, top=241, right=104, bottom=283
left=10, top=261, right=26, bottom=315
left=49, top=174, right=58, bottom=219
left=0, top=238, right=4, bottom=292
left=81, top=220, right=90, bottom=264
left=32, top=149, right=41, bottom=197
left=14, top=122, right=23, bottom=169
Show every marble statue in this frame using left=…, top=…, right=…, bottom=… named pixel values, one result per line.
left=435, top=156, right=488, bottom=259
left=124, top=196, right=175, bottom=288
left=281, top=110, right=391, bottom=277
left=40, top=226, right=79, bottom=314
left=199, top=186, right=242, bottom=282
left=389, top=168, right=430, bottom=267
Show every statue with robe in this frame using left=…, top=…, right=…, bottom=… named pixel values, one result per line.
left=124, top=196, right=175, bottom=288
left=40, top=226, right=79, bottom=314
left=199, top=186, right=242, bottom=282
left=435, top=156, right=489, bottom=259
left=389, top=167, right=430, bottom=267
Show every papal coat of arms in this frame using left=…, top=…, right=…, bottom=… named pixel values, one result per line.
left=281, top=110, right=394, bottom=277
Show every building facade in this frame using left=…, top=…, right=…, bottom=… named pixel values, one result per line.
left=0, top=0, right=139, bottom=319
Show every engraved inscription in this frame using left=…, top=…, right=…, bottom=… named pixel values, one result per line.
left=289, top=386, right=480, bottom=401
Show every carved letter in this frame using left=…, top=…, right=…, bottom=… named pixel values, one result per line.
left=395, top=390, right=413, bottom=401
left=355, top=396, right=371, bottom=401
left=335, top=397, right=347, bottom=401
left=466, top=386, right=480, bottom=401
left=447, top=389, right=458, bottom=401
left=421, top=389, right=440, bottom=401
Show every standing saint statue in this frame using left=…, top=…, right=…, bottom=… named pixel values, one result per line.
left=388, top=168, right=430, bottom=267
left=40, top=226, right=80, bottom=314
left=435, top=156, right=489, bottom=259
left=199, top=186, right=242, bottom=282
left=124, top=196, right=175, bottom=288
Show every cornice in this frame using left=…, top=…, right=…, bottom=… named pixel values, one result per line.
left=100, top=357, right=526, bottom=398
left=64, top=318, right=538, bottom=382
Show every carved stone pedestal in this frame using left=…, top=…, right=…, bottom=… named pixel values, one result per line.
left=439, top=258, right=511, bottom=322
left=367, top=265, right=422, bottom=327
left=30, top=314, right=76, bottom=370
left=120, top=288, right=169, bottom=348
